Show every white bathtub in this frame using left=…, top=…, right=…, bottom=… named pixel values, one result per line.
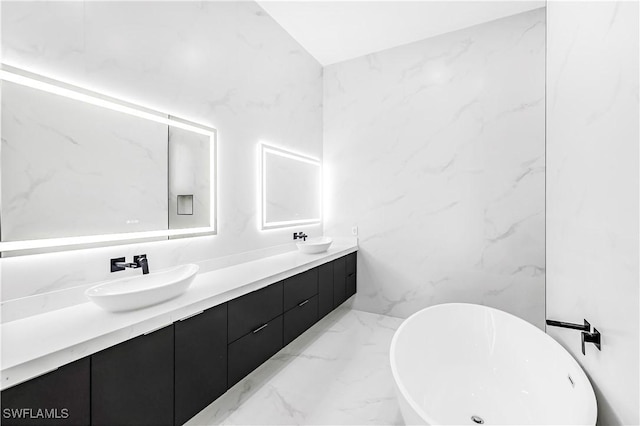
left=390, top=303, right=597, bottom=425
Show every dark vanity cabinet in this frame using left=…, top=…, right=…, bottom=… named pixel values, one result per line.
left=228, top=315, right=283, bottom=387
left=174, top=304, right=228, bottom=426
left=2, top=252, right=357, bottom=426
left=284, top=295, right=318, bottom=346
left=0, top=358, right=90, bottom=426
left=318, top=262, right=334, bottom=318
left=91, top=325, right=174, bottom=426
left=332, top=255, right=347, bottom=307
left=283, top=268, right=318, bottom=312
left=346, top=252, right=357, bottom=299
left=228, top=282, right=283, bottom=343
left=283, top=268, right=319, bottom=346
left=330, top=252, right=357, bottom=308
left=227, top=283, right=284, bottom=387
left=226, top=253, right=356, bottom=392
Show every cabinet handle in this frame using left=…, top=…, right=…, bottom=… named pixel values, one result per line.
left=179, top=310, right=204, bottom=321
left=25, top=366, right=59, bottom=382
left=298, top=299, right=310, bottom=307
left=252, top=323, right=269, bottom=334
left=144, top=325, right=168, bottom=335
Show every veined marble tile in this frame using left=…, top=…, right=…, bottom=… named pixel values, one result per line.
left=324, top=8, right=546, bottom=328
left=187, top=307, right=404, bottom=426
left=546, top=2, right=639, bottom=424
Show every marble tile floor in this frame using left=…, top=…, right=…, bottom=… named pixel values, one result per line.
left=186, top=307, right=405, bottom=425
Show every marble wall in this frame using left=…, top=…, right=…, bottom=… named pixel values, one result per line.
left=324, top=9, right=546, bottom=327
left=546, top=2, right=639, bottom=424
left=0, top=1, right=322, bottom=306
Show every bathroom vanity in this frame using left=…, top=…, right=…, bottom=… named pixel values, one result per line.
left=1, top=246, right=357, bottom=426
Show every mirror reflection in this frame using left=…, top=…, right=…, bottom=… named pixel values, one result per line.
left=0, top=67, right=216, bottom=254
left=261, top=144, right=321, bottom=229
left=168, top=125, right=212, bottom=230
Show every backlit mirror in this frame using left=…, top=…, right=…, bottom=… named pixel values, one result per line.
left=0, top=66, right=216, bottom=254
left=261, top=144, right=321, bottom=229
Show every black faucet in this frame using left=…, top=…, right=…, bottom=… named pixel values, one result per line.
left=134, top=254, right=149, bottom=275
left=111, top=254, right=150, bottom=275
left=293, top=232, right=308, bottom=241
left=546, top=318, right=601, bottom=355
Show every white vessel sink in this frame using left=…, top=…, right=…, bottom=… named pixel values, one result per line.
left=297, top=236, right=333, bottom=254
left=85, top=264, right=199, bottom=312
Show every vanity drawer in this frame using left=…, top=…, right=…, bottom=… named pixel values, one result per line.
left=283, top=268, right=318, bottom=311
left=227, top=315, right=283, bottom=387
left=228, top=281, right=283, bottom=343
left=284, top=295, right=319, bottom=346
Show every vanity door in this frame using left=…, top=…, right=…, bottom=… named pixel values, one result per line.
left=0, top=358, right=90, bottom=426
left=318, top=261, right=334, bottom=318
left=91, top=325, right=174, bottom=426
left=174, top=304, right=227, bottom=426
left=333, top=256, right=347, bottom=307
left=346, top=252, right=357, bottom=298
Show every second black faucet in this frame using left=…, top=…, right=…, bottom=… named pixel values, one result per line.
left=111, top=254, right=149, bottom=275
left=293, top=232, right=308, bottom=241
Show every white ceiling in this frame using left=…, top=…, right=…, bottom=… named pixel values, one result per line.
left=256, top=1, right=545, bottom=66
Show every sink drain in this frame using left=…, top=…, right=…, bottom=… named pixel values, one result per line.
left=471, top=415, right=484, bottom=424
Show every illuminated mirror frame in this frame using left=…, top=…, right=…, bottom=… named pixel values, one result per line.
left=260, top=143, right=322, bottom=230
left=0, top=65, right=217, bottom=253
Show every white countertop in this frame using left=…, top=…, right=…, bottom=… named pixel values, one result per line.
left=0, top=242, right=357, bottom=390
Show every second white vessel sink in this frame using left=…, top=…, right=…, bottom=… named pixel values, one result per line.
left=85, top=264, right=199, bottom=312
left=297, top=236, right=333, bottom=254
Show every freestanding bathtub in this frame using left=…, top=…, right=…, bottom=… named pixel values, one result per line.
left=390, top=303, right=597, bottom=425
